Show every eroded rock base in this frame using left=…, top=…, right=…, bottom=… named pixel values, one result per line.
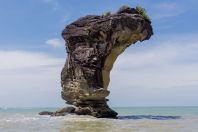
left=39, top=105, right=117, bottom=118
left=74, top=101, right=117, bottom=118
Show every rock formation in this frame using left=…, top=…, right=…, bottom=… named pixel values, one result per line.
left=39, top=106, right=75, bottom=116
left=61, top=6, right=153, bottom=118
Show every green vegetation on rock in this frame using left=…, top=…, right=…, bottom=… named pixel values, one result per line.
left=102, top=11, right=111, bottom=17
left=136, top=6, right=151, bottom=21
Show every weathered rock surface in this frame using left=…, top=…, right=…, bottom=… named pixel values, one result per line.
left=61, top=6, right=153, bottom=118
left=55, top=106, right=75, bottom=114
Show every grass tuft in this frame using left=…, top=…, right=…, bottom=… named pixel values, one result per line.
left=136, top=6, right=151, bottom=21
left=102, top=11, right=111, bottom=17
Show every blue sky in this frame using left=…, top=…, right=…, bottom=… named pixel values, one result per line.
left=0, top=0, right=198, bottom=107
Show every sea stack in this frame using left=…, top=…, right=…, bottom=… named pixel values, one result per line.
left=61, top=6, right=153, bottom=118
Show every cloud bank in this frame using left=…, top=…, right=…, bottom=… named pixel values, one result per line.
left=109, top=34, right=198, bottom=106
left=0, top=51, right=65, bottom=107
left=1, top=34, right=198, bottom=107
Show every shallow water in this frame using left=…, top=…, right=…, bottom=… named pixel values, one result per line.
left=0, top=107, right=198, bottom=132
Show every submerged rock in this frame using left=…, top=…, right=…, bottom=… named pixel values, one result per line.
left=39, top=106, right=76, bottom=116
left=60, top=6, right=153, bottom=118
left=39, top=111, right=54, bottom=116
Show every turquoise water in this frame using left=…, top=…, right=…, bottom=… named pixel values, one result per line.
left=0, top=107, right=198, bottom=132
left=114, top=106, right=198, bottom=116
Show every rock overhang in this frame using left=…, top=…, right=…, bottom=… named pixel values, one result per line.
left=60, top=6, right=153, bottom=118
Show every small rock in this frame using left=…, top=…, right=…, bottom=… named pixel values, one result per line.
left=39, top=111, right=53, bottom=116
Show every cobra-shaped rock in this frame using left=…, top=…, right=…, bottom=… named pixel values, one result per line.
left=61, top=6, right=153, bottom=118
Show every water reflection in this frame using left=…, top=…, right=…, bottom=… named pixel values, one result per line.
left=60, top=117, right=114, bottom=132
left=118, top=115, right=181, bottom=120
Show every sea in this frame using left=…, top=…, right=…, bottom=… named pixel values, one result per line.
left=0, top=107, right=198, bottom=132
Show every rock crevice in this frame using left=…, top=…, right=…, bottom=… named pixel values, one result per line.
left=61, top=6, right=153, bottom=118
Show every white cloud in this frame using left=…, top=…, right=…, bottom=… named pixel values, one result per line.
left=46, top=38, right=64, bottom=47
left=0, top=51, right=65, bottom=107
left=108, top=34, right=198, bottom=106
left=157, top=3, right=178, bottom=10
left=1, top=34, right=198, bottom=107
left=0, top=51, right=64, bottom=70
left=152, top=2, right=186, bottom=19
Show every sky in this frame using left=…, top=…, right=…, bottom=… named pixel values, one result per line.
left=0, top=0, right=198, bottom=107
